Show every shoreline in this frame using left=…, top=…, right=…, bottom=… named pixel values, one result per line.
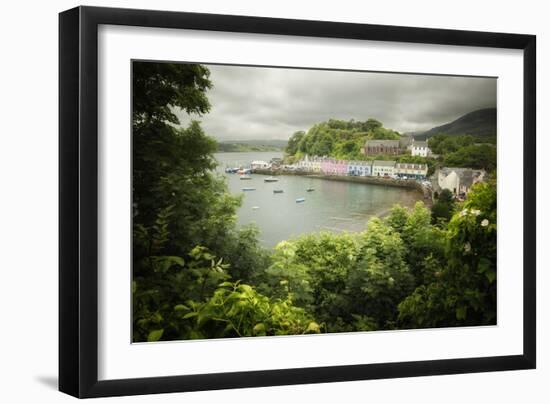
left=251, top=168, right=433, bottom=205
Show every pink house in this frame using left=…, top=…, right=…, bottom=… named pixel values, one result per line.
left=335, top=160, right=348, bottom=175
left=320, top=159, right=348, bottom=175
left=320, top=158, right=333, bottom=174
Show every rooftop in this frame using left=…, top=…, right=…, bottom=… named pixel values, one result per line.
left=365, top=139, right=400, bottom=147
left=439, top=167, right=486, bottom=187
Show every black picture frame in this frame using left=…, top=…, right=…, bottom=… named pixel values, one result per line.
left=59, top=5, right=536, bottom=398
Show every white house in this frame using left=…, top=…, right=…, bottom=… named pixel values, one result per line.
left=411, top=140, right=431, bottom=157
left=395, top=163, right=428, bottom=179
left=437, top=167, right=486, bottom=197
left=372, top=160, right=396, bottom=177
left=296, top=155, right=322, bottom=172
left=250, top=160, right=270, bottom=169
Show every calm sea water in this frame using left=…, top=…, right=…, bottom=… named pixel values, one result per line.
left=215, top=152, right=422, bottom=247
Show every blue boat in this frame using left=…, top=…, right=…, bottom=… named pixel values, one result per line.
left=296, top=197, right=305, bottom=203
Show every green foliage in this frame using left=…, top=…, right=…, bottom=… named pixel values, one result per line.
left=431, top=189, right=456, bottom=224
left=285, top=131, right=306, bottom=155
left=444, top=144, right=496, bottom=172
left=286, top=232, right=361, bottom=330
left=428, top=134, right=496, bottom=172
left=397, top=181, right=497, bottom=328
left=181, top=282, right=320, bottom=339
left=256, top=240, right=314, bottom=308
left=133, top=61, right=212, bottom=127
left=133, top=241, right=231, bottom=342
left=388, top=203, right=447, bottom=286
left=286, top=119, right=400, bottom=160
left=217, top=225, right=272, bottom=284
left=346, top=218, right=415, bottom=329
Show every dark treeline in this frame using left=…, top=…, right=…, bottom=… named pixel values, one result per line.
left=132, top=62, right=497, bottom=342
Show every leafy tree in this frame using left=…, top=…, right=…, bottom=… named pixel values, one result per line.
left=256, top=240, right=314, bottom=308
left=363, top=118, right=383, bottom=132
left=346, top=219, right=415, bottom=329
left=444, top=144, right=496, bottom=172
left=133, top=62, right=211, bottom=127
left=397, top=182, right=497, bottom=328
left=133, top=239, right=230, bottom=342
left=431, top=188, right=456, bottom=224
left=428, top=134, right=496, bottom=171
left=266, top=232, right=361, bottom=331
left=181, top=282, right=321, bottom=339
left=285, top=131, right=305, bottom=155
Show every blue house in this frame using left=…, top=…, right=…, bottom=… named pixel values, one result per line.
left=347, top=160, right=372, bottom=177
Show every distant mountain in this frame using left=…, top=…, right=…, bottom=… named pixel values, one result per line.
left=414, top=108, right=496, bottom=140
left=216, top=139, right=287, bottom=153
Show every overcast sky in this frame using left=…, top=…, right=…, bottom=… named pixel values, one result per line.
left=176, top=64, right=496, bottom=141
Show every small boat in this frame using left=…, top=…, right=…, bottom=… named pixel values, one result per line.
left=273, top=189, right=284, bottom=194
left=225, top=167, right=239, bottom=174
left=296, top=197, right=305, bottom=203
left=306, top=188, right=315, bottom=192
left=242, top=187, right=255, bottom=191
left=239, top=175, right=252, bottom=180
left=264, top=176, right=279, bottom=183
left=252, top=206, right=260, bottom=210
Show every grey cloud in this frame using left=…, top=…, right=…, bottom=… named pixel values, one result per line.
left=176, top=64, right=496, bottom=140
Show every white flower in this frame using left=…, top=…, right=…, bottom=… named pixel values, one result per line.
left=464, top=242, right=472, bottom=253
left=459, top=209, right=469, bottom=217
left=481, top=219, right=489, bottom=227
left=471, top=209, right=481, bottom=216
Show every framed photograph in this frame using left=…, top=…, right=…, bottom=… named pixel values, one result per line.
left=59, top=6, right=536, bottom=398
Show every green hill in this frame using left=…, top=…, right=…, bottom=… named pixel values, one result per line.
left=414, top=108, right=496, bottom=140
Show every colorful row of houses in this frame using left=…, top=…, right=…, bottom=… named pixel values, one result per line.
left=293, top=156, right=428, bottom=179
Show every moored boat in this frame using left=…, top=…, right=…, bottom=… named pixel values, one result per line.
left=296, top=197, right=305, bottom=203
left=242, top=187, right=255, bottom=191
left=306, top=188, right=315, bottom=192
left=273, top=189, right=284, bottom=194
left=264, top=176, right=279, bottom=183
left=239, top=174, right=252, bottom=180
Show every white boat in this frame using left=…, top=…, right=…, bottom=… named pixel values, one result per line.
left=296, top=197, right=305, bottom=203
left=264, top=176, right=279, bottom=183
left=239, top=174, right=252, bottom=180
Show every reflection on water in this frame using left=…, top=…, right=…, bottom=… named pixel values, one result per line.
left=215, top=152, right=423, bottom=247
